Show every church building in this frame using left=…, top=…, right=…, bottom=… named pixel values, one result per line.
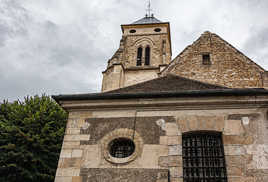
left=53, top=14, right=268, bottom=182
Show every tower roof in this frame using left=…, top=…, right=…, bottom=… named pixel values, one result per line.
left=132, top=15, right=162, bottom=25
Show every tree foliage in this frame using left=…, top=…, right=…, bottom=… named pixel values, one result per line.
left=0, top=95, right=67, bottom=182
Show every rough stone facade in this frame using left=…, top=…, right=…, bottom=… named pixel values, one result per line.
left=161, top=31, right=265, bottom=88
left=54, top=95, right=268, bottom=182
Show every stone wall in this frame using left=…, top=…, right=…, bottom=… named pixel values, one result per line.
left=54, top=107, right=268, bottom=182
left=162, top=31, right=265, bottom=88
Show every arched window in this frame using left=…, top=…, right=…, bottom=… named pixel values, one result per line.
left=182, top=131, right=227, bottom=182
left=145, top=46, right=150, bottom=66
left=137, top=47, right=142, bottom=66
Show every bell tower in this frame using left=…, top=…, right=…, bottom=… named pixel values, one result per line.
left=101, top=14, right=172, bottom=92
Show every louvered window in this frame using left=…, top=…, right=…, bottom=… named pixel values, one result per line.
left=182, top=131, right=228, bottom=182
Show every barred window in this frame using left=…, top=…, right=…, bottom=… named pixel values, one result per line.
left=109, top=138, right=135, bottom=158
left=182, top=131, right=228, bottom=182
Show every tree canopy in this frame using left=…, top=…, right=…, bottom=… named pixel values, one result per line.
left=0, top=95, right=67, bottom=182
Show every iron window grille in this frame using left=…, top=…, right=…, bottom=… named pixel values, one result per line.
left=182, top=131, right=228, bottom=182
left=109, top=138, right=135, bottom=158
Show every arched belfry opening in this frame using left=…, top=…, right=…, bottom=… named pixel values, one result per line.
left=137, top=47, right=143, bottom=66
left=145, top=46, right=150, bottom=66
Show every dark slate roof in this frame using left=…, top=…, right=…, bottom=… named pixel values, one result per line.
left=132, top=16, right=162, bottom=24
left=52, top=88, right=268, bottom=102
left=52, top=75, right=268, bottom=102
left=108, top=74, right=228, bottom=94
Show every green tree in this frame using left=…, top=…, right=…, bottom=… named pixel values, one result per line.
left=0, top=95, right=67, bottom=182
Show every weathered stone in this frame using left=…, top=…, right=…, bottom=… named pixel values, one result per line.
left=224, top=145, right=246, bottom=155
left=55, top=177, right=72, bottom=182
left=169, top=167, right=183, bottom=178
left=223, top=135, right=254, bottom=145
left=56, top=168, right=80, bottom=177
left=81, top=145, right=100, bottom=168
left=168, top=156, right=183, bottom=167
left=168, top=136, right=181, bottom=145
left=72, top=176, right=82, bottom=182
left=165, top=123, right=179, bottom=136
left=66, top=129, right=80, bottom=135
left=227, top=166, right=243, bottom=176
left=168, top=145, right=182, bottom=156
left=224, top=120, right=244, bottom=135
left=64, top=135, right=90, bottom=142
left=170, top=178, right=183, bottom=182
left=60, top=149, right=72, bottom=158
left=160, top=136, right=168, bottom=145
left=58, top=158, right=82, bottom=168
left=72, top=149, right=83, bottom=158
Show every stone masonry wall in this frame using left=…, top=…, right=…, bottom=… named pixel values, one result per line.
left=162, top=31, right=265, bottom=88
left=54, top=108, right=268, bottom=182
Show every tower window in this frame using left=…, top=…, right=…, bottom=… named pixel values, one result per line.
left=154, top=28, right=161, bottom=32
left=145, top=46, right=150, bottom=66
left=202, top=54, right=211, bottom=65
left=109, top=138, right=135, bottom=158
left=182, top=131, right=228, bottom=182
left=129, top=29, right=136, bottom=33
left=137, top=47, right=142, bottom=66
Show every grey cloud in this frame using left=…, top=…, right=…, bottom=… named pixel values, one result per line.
left=1, top=0, right=268, bottom=101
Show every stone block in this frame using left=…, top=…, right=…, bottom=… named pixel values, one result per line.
left=56, top=168, right=80, bottom=177
left=64, top=135, right=90, bottom=142
left=141, top=145, right=168, bottom=168
left=224, top=145, right=246, bottom=155
left=72, top=149, right=83, bottom=158
left=160, top=136, right=168, bottom=145
left=60, top=149, right=72, bottom=158
left=169, top=145, right=182, bottom=156
left=168, top=156, right=183, bottom=167
left=72, top=176, right=82, bottom=182
left=62, top=141, right=80, bottom=149
left=177, top=117, right=188, bottom=133
left=225, top=155, right=243, bottom=168
left=158, top=156, right=169, bottom=167
left=81, top=145, right=100, bottom=168
left=170, top=178, right=183, bottom=182
left=227, top=166, right=243, bottom=177
left=55, top=177, right=72, bottom=182
left=224, top=120, right=244, bottom=135
left=165, top=123, right=179, bottom=136
left=66, top=129, right=80, bottom=135
left=168, top=136, right=181, bottom=145
left=169, top=167, right=183, bottom=178
left=223, top=135, right=254, bottom=145
left=58, top=158, right=82, bottom=168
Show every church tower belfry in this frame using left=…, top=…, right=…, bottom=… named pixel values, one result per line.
left=101, top=14, right=172, bottom=92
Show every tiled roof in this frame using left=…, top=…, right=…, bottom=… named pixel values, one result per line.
left=132, top=16, right=162, bottom=25
left=108, top=74, right=228, bottom=94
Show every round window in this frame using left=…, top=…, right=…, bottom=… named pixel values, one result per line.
left=109, top=138, right=135, bottom=158
left=129, top=29, right=136, bottom=33
left=154, top=28, right=161, bottom=32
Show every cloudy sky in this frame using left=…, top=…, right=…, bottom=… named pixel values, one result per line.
left=0, top=0, right=268, bottom=101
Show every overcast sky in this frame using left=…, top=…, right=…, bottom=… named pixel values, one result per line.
left=0, top=0, right=268, bottom=101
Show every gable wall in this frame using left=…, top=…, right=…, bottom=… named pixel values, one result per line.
left=163, top=32, right=264, bottom=88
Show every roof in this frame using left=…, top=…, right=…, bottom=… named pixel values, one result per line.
left=108, top=74, right=228, bottom=94
left=132, top=16, right=162, bottom=25
left=52, top=88, right=268, bottom=102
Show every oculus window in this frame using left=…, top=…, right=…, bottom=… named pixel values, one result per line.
left=109, top=138, right=135, bottom=158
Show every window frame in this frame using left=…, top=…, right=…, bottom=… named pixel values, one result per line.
left=182, top=131, right=228, bottom=182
